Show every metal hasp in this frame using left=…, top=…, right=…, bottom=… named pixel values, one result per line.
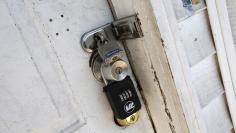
left=81, top=14, right=143, bottom=126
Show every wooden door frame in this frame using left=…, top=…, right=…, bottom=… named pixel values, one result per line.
left=149, top=0, right=236, bottom=132
left=108, top=0, right=236, bottom=132
left=149, top=0, right=207, bottom=132
left=206, top=0, right=236, bottom=129
left=108, top=0, right=190, bottom=133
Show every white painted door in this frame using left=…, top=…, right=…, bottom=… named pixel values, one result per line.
left=0, top=0, right=154, bottom=132
left=227, top=0, right=236, bottom=49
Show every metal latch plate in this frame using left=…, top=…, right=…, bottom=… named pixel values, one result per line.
left=81, top=14, right=143, bottom=53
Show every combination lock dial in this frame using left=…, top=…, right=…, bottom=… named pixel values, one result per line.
left=81, top=14, right=143, bottom=126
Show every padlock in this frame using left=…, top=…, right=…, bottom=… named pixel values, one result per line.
left=102, top=76, right=141, bottom=126
left=89, top=50, right=141, bottom=126
left=81, top=14, right=144, bottom=126
left=99, top=57, right=141, bottom=126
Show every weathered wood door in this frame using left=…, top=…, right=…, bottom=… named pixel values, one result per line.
left=0, top=0, right=156, bottom=132
left=148, top=0, right=236, bottom=132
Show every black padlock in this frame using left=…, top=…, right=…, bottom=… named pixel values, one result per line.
left=104, top=76, right=141, bottom=120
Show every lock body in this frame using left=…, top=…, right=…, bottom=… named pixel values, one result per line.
left=81, top=14, right=143, bottom=126
left=104, top=76, right=141, bottom=119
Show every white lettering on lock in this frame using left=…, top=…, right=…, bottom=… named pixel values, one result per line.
left=124, top=101, right=135, bottom=113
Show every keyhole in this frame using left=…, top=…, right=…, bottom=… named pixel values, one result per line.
left=130, top=115, right=136, bottom=122
left=115, top=67, right=123, bottom=74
